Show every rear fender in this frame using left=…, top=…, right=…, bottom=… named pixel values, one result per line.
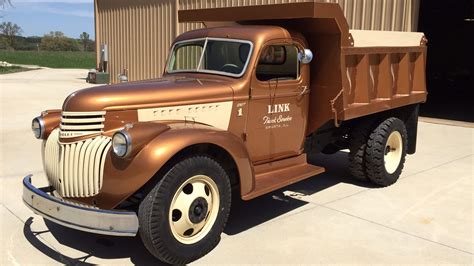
left=93, top=123, right=254, bottom=209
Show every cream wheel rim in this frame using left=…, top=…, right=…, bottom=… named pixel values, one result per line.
left=169, top=175, right=220, bottom=244
left=384, top=131, right=403, bottom=174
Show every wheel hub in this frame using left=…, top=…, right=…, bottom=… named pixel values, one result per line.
left=385, top=145, right=395, bottom=155
left=189, top=197, right=208, bottom=224
left=168, top=175, right=220, bottom=245
left=384, top=131, right=403, bottom=174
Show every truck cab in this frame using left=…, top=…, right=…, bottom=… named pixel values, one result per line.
left=23, top=2, right=427, bottom=264
left=167, top=26, right=312, bottom=164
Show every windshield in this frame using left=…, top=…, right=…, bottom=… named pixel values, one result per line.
left=167, top=38, right=253, bottom=77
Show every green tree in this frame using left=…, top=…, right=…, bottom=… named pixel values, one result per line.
left=79, top=32, right=90, bottom=51
left=40, top=31, right=79, bottom=51
left=0, top=21, right=22, bottom=49
left=86, top=39, right=96, bottom=52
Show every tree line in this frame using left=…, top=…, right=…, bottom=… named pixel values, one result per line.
left=0, top=22, right=95, bottom=52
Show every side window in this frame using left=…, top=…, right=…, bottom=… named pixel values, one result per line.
left=256, top=45, right=299, bottom=81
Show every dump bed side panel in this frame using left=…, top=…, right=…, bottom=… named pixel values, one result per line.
left=306, top=31, right=427, bottom=134
left=338, top=45, right=427, bottom=121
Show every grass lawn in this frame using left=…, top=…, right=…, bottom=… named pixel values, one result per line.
left=0, top=50, right=96, bottom=69
left=0, top=65, right=33, bottom=74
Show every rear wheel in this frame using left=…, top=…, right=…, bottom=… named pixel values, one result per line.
left=138, top=155, right=231, bottom=264
left=365, top=117, right=408, bottom=186
left=348, top=122, right=371, bottom=181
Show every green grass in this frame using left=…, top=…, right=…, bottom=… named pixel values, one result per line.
left=0, top=65, right=32, bottom=74
left=0, top=50, right=96, bottom=69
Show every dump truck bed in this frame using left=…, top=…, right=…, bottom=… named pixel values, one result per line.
left=336, top=30, right=427, bottom=124
left=179, top=2, right=427, bottom=133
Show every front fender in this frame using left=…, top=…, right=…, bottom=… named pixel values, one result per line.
left=39, top=109, right=62, bottom=139
left=93, top=123, right=254, bottom=209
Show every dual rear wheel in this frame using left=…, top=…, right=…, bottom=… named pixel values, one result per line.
left=349, top=117, right=408, bottom=186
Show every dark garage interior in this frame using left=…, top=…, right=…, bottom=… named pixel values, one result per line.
left=418, top=0, right=474, bottom=122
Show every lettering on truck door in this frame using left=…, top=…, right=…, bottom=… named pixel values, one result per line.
left=245, top=41, right=310, bottom=163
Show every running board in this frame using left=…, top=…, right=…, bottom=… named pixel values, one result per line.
left=242, top=154, right=325, bottom=200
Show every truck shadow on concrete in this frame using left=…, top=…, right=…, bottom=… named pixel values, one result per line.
left=224, top=151, right=377, bottom=235
left=24, top=217, right=164, bottom=265
left=23, top=151, right=376, bottom=265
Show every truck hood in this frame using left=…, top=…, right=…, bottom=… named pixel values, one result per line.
left=62, top=76, right=234, bottom=111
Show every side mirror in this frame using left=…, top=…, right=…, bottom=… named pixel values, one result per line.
left=298, top=49, right=313, bottom=64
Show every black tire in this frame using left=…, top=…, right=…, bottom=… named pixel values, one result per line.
left=348, top=122, right=371, bottom=181
left=365, top=117, right=408, bottom=186
left=138, top=155, right=232, bottom=264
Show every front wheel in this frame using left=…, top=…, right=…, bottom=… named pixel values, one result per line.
left=138, top=155, right=231, bottom=264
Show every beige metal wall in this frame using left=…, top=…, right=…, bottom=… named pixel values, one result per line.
left=339, top=0, right=420, bottom=31
left=95, top=0, right=178, bottom=83
left=95, top=0, right=420, bottom=83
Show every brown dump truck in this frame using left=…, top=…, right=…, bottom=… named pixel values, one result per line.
left=24, top=2, right=427, bottom=264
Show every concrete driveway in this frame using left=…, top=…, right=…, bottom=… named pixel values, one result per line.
left=1, top=69, right=472, bottom=265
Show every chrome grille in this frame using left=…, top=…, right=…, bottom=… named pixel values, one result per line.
left=43, top=129, right=112, bottom=197
left=60, top=111, right=106, bottom=139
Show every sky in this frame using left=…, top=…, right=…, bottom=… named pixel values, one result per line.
left=1, top=0, right=94, bottom=38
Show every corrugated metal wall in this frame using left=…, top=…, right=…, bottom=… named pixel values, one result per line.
left=341, top=0, right=420, bottom=31
left=95, top=0, right=420, bottom=83
left=95, top=0, right=177, bottom=83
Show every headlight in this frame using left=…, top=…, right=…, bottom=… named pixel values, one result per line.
left=112, top=131, right=132, bottom=158
left=31, top=117, right=45, bottom=139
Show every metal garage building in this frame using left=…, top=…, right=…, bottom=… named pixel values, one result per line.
left=94, top=0, right=421, bottom=83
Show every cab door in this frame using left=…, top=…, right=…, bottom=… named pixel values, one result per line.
left=245, top=41, right=310, bottom=163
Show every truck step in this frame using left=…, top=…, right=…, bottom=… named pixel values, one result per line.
left=242, top=154, right=325, bottom=200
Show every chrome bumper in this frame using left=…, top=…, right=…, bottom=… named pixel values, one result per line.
left=22, top=175, right=139, bottom=236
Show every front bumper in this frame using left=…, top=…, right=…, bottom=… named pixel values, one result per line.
left=22, top=175, right=139, bottom=236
